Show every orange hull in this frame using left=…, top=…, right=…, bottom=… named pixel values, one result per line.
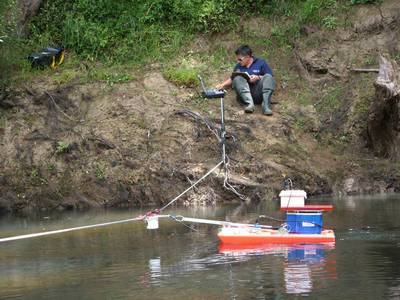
left=218, top=227, right=335, bottom=245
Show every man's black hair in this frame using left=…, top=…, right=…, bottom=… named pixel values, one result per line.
left=235, top=45, right=253, bottom=57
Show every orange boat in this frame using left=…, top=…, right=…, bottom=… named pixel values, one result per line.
left=218, top=241, right=335, bottom=255
left=217, top=226, right=335, bottom=245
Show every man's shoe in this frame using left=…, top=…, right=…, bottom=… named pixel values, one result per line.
left=262, top=107, right=273, bottom=115
left=244, top=104, right=255, bottom=113
left=262, top=89, right=273, bottom=116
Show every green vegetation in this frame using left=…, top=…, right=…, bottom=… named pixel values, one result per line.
left=56, top=141, right=71, bottom=154
left=0, top=0, right=384, bottom=87
left=315, top=131, right=350, bottom=154
left=209, top=46, right=232, bottom=70
left=0, top=0, right=28, bottom=86
left=364, top=54, right=378, bottom=66
left=30, top=167, right=47, bottom=186
left=294, top=116, right=307, bottom=131
left=54, top=70, right=80, bottom=85
left=104, top=73, right=135, bottom=87
left=322, top=16, right=338, bottom=29
left=162, top=67, right=199, bottom=87
left=30, top=0, right=247, bottom=61
left=353, top=74, right=375, bottom=117
left=315, top=85, right=345, bottom=115
left=95, top=164, right=106, bottom=181
left=296, top=89, right=313, bottom=106
left=0, top=110, right=6, bottom=128
left=47, top=164, right=56, bottom=172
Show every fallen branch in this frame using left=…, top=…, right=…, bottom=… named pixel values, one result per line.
left=351, top=68, right=379, bottom=73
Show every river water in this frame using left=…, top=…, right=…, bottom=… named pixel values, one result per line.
left=0, top=194, right=399, bottom=299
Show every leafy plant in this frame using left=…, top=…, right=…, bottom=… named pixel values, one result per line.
left=30, top=167, right=47, bottom=185
left=364, top=54, right=378, bottom=66
left=294, top=116, right=307, bottom=131
left=56, top=141, right=70, bottom=154
left=47, top=164, right=56, bottom=172
left=105, top=73, right=135, bottom=87
left=323, top=16, right=338, bottom=29
left=95, top=164, right=106, bottom=181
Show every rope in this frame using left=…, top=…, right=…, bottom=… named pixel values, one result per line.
left=0, top=216, right=144, bottom=243
left=223, top=155, right=246, bottom=200
left=159, top=160, right=224, bottom=211
left=283, top=178, right=294, bottom=210
left=169, top=215, right=198, bottom=232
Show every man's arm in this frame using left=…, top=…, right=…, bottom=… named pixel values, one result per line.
left=216, top=78, right=232, bottom=90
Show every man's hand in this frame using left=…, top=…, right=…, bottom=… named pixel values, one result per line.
left=216, top=78, right=232, bottom=90
left=215, top=83, right=225, bottom=90
left=249, top=75, right=260, bottom=84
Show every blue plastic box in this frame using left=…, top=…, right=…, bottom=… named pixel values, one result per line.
left=286, top=212, right=323, bottom=234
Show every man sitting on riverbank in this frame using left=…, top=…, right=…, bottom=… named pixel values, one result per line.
left=216, top=45, right=275, bottom=115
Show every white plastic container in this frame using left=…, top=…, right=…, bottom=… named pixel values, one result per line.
left=146, top=216, right=159, bottom=229
left=279, top=190, right=307, bottom=208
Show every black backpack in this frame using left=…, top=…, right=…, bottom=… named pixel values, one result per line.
left=27, top=47, right=65, bottom=69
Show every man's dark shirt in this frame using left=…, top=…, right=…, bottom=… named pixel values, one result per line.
left=233, top=57, right=273, bottom=77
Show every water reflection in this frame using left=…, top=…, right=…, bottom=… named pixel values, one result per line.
left=147, top=242, right=337, bottom=296
left=221, top=243, right=336, bottom=295
left=148, top=258, right=162, bottom=284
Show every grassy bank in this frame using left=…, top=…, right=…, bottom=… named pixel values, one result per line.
left=0, top=0, right=381, bottom=88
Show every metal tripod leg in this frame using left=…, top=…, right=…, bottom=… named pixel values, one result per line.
left=220, top=97, right=227, bottom=173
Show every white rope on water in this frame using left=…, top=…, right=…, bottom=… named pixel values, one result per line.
left=0, top=216, right=143, bottom=243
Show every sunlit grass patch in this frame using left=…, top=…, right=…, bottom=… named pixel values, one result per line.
left=54, top=70, right=80, bottom=85
left=162, top=67, right=199, bottom=87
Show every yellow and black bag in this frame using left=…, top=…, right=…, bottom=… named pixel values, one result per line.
left=28, top=47, right=65, bottom=69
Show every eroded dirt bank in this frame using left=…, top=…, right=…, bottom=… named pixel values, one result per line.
left=1, top=1, right=400, bottom=213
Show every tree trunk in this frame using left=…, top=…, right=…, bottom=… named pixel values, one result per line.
left=367, top=54, right=400, bottom=158
left=17, top=0, right=42, bottom=37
